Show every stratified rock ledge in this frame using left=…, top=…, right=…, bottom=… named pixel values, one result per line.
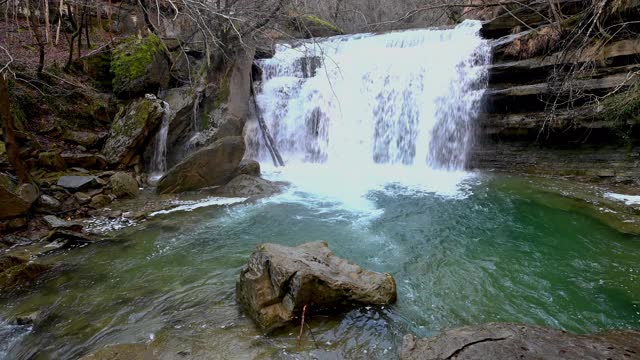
left=400, top=323, right=640, bottom=360
left=236, top=241, right=397, bottom=333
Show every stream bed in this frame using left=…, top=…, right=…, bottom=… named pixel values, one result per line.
left=1, top=170, right=639, bottom=359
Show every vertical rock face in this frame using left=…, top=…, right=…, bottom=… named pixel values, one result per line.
left=215, top=47, right=257, bottom=140
left=236, top=241, right=397, bottom=333
left=156, top=136, right=246, bottom=194
left=102, top=96, right=165, bottom=167
left=467, top=2, right=640, bottom=184
left=400, top=323, right=640, bottom=360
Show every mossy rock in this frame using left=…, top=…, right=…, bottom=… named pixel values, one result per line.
left=0, top=255, right=50, bottom=294
left=38, top=152, right=67, bottom=171
left=111, top=34, right=170, bottom=98
left=102, top=96, right=165, bottom=167
left=292, top=15, right=344, bottom=38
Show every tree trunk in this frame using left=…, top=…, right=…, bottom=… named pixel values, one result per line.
left=29, top=12, right=46, bottom=76
left=84, top=7, right=91, bottom=49
left=0, top=74, right=30, bottom=184
left=44, top=0, right=51, bottom=43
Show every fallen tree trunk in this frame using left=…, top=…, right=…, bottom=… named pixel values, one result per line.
left=250, top=75, right=285, bottom=167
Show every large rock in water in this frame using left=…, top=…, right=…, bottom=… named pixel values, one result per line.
left=400, top=323, right=640, bottom=360
left=236, top=241, right=397, bottom=333
left=157, top=136, right=245, bottom=194
left=102, top=96, right=165, bottom=167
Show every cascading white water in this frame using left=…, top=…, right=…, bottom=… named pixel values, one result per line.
left=149, top=102, right=171, bottom=183
left=247, top=20, right=490, bottom=171
left=245, top=20, right=491, bottom=206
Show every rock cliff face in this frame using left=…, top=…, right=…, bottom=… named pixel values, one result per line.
left=468, top=2, right=640, bottom=184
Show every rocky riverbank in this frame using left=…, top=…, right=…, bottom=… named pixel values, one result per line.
left=468, top=1, right=640, bottom=186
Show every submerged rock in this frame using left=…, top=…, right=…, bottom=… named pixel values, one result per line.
left=157, top=136, right=245, bottom=194
left=110, top=172, right=139, bottom=198
left=219, top=175, right=282, bottom=198
left=79, top=343, right=153, bottom=360
left=236, top=241, right=397, bottom=332
left=0, top=255, right=50, bottom=294
left=400, top=323, right=640, bottom=360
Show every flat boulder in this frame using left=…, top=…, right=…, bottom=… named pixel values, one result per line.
left=43, top=215, right=83, bottom=231
left=400, top=323, right=640, bottom=360
left=218, top=175, right=282, bottom=198
left=236, top=241, right=397, bottom=333
left=102, top=96, right=165, bottom=167
left=157, top=136, right=245, bottom=194
left=57, top=176, right=98, bottom=191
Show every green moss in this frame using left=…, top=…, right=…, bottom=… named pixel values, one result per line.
left=301, top=15, right=343, bottom=34
left=112, top=99, right=157, bottom=138
left=111, top=34, right=165, bottom=93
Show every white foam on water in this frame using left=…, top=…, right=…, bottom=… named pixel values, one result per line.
left=149, top=197, right=248, bottom=217
left=605, top=192, right=640, bottom=206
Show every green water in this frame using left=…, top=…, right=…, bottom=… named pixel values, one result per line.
left=1, top=174, right=639, bottom=359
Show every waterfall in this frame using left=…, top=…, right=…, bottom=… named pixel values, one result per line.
left=149, top=102, right=171, bottom=183
left=246, top=20, right=490, bottom=171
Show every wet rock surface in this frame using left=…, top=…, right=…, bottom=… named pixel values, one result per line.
left=102, top=96, right=165, bottom=167
left=217, top=175, right=283, bottom=198
left=236, top=241, right=397, bottom=332
left=0, top=255, right=50, bottom=295
left=400, top=323, right=640, bottom=360
left=157, top=136, right=245, bottom=194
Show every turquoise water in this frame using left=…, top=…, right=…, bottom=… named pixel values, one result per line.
left=1, top=173, right=639, bottom=359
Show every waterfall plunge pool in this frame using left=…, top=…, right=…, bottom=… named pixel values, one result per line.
left=1, top=171, right=639, bottom=359
left=2, top=21, right=640, bottom=359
